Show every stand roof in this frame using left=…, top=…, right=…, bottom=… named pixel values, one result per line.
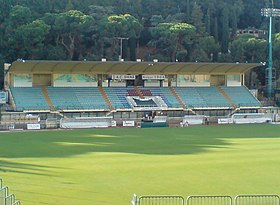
left=8, top=60, right=261, bottom=75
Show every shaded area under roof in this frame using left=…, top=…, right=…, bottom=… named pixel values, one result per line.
left=8, top=60, right=262, bottom=75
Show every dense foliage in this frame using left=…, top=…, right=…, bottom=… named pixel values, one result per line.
left=0, top=0, right=280, bottom=70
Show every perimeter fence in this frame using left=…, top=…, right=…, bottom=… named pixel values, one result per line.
left=131, top=194, right=280, bottom=205
left=0, top=179, right=20, bottom=205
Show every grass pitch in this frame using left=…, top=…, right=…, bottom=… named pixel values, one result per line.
left=1, top=124, right=280, bottom=205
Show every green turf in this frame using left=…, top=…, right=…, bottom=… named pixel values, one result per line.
left=1, top=124, right=280, bottom=205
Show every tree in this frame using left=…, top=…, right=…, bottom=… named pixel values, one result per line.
left=205, top=8, right=211, bottom=35
left=230, top=0, right=244, bottom=38
left=8, top=20, right=50, bottom=60
left=239, top=0, right=264, bottom=29
left=0, top=57, right=3, bottom=90
left=230, top=34, right=266, bottom=63
left=101, top=14, right=143, bottom=60
left=50, top=10, right=94, bottom=60
left=105, top=14, right=143, bottom=39
left=88, top=5, right=114, bottom=21
left=221, top=7, right=229, bottom=53
left=273, top=33, right=280, bottom=75
left=0, top=0, right=276, bottom=65
left=199, top=36, right=220, bottom=61
left=213, top=16, right=219, bottom=42
left=190, top=2, right=205, bottom=35
left=150, top=15, right=164, bottom=27
left=0, top=0, right=14, bottom=61
left=186, top=0, right=191, bottom=22
left=244, top=38, right=266, bottom=63
left=150, top=22, right=196, bottom=61
left=6, top=5, right=33, bottom=28
left=189, top=48, right=209, bottom=62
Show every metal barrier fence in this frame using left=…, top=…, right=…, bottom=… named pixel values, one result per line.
left=187, top=195, right=232, bottom=205
left=0, top=187, right=8, bottom=205
left=131, top=194, right=137, bottom=205
left=132, top=195, right=280, bottom=205
left=138, top=195, right=184, bottom=205
left=0, top=179, right=20, bottom=205
left=5, top=194, right=14, bottom=205
left=235, top=195, right=280, bottom=205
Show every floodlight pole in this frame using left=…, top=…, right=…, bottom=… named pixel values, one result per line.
left=261, top=3, right=280, bottom=97
left=117, top=37, right=129, bottom=61
left=268, top=14, right=273, bottom=97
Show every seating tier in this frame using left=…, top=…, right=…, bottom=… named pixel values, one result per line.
left=10, top=86, right=261, bottom=111
left=46, top=87, right=109, bottom=110
left=174, top=87, right=232, bottom=108
left=10, top=87, right=49, bottom=111
left=221, top=86, right=261, bottom=107
left=103, top=87, right=131, bottom=109
left=141, top=87, right=182, bottom=108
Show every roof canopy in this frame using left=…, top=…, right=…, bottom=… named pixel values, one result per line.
left=8, top=60, right=262, bottom=75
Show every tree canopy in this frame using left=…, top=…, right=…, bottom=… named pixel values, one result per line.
left=0, top=0, right=279, bottom=67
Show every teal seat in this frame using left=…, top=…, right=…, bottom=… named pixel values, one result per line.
left=221, top=86, right=261, bottom=107
left=46, top=87, right=109, bottom=110
left=10, top=87, right=50, bottom=111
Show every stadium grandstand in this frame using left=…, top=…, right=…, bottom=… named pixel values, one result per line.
left=0, top=59, right=266, bottom=129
